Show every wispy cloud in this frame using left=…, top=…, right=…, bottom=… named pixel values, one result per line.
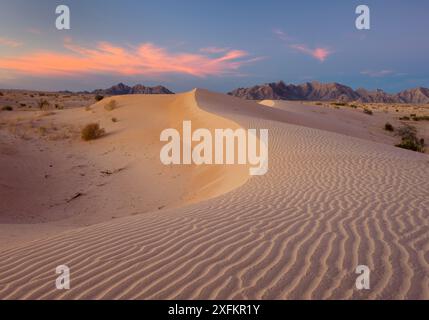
left=200, top=46, right=229, bottom=54
left=0, top=37, right=23, bottom=48
left=273, top=29, right=333, bottom=62
left=26, top=28, right=42, bottom=35
left=0, top=40, right=260, bottom=78
left=361, top=69, right=394, bottom=77
left=290, top=44, right=332, bottom=62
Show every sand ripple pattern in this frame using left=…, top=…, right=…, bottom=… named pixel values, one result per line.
left=0, top=90, right=428, bottom=299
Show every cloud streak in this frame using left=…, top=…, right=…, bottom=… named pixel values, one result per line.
left=361, top=70, right=394, bottom=77
left=0, top=37, right=23, bottom=48
left=0, top=40, right=259, bottom=78
left=290, top=44, right=332, bottom=62
left=273, top=29, right=333, bottom=62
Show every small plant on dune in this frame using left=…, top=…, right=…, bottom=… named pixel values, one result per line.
left=104, top=99, right=117, bottom=111
left=2, top=105, right=13, bottom=111
left=395, top=125, right=425, bottom=153
left=384, top=122, right=394, bottom=132
left=81, top=123, right=105, bottom=141
left=363, top=108, right=373, bottom=115
left=95, top=95, right=104, bottom=102
left=111, top=117, right=118, bottom=123
left=37, top=99, right=50, bottom=110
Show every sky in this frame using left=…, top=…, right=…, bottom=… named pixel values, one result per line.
left=0, top=0, right=428, bottom=93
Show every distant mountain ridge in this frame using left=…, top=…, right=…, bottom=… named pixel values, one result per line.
left=228, top=81, right=429, bottom=104
left=92, top=83, right=174, bottom=95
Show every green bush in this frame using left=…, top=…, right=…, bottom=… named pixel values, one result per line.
left=395, top=125, right=425, bottom=153
left=81, top=123, right=105, bottom=141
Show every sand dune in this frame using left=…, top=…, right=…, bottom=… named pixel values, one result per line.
left=0, top=89, right=428, bottom=299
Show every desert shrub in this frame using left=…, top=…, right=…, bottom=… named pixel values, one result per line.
left=384, top=123, right=394, bottom=131
left=55, top=104, right=64, bottom=110
left=81, top=123, right=105, bottom=141
left=331, top=102, right=347, bottom=106
left=0, top=91, right=3, bottom=96
left=350, top=104, right=358, bottom=109
left=104, top=99, right=117, bottom=111
left=363, top=108, right=373, bottom=115
left=412, top=115, right=429, bottom=121
left=315, top=102, right=323, bottom=106
left=399, top=116, right=410, bottom=121
left=85, top=105, right=91, bottom=111
left=38, top=99, right=50, bottom=110
left=20, top=103, right=26, bottom=107
left=395, top=125, right=425, bottom=153
left=2, top=105, right=13, bottom=111
left=410, top=114, right=417, bottom=117
left=111, top=117, right=118, bottom=122
left=95, top=95, right=104, bottom=101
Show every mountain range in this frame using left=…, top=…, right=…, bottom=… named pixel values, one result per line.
left=228, top=81, right=429, bottom=104
left=92, top=83, right=174, bottom=95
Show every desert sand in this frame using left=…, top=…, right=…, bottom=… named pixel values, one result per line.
left=0, top=89, right=428, bottom=299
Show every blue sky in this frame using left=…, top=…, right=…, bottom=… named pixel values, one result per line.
left=0, top=0, right=428, bottom=93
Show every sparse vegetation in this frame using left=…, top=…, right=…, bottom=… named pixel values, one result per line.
left=363, top=108, right=373, bottom=115
left=315, top=102, right=323, bottom=106
left=111, top=117, right=118, bottom=122
left=331, top=102, right=347, bottom=106
left=2, top=105, right=13, bottom=111
left=37, top=99, right=50, bottom=110
left=95, top=95, right=104, bottom=102
left=104, top=99, right=117, bottom=111
left=81, top=123, right=105, bottom=141
left=384, top=122, right=394, bottom=132
left=349, top=104, right=358, bottom=109
left=412, top=115, right=429, bottom=121
left=395, top=125, right=425, bottom=153
left=399, top=116, right=410, bottom=121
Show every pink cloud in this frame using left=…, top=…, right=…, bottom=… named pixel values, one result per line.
left=290, top=44, right=332, bottom=62
left=0, top=40, right=259, bottom=78
left=273, top=29, right=333, bottom=62
left=0, top=37, right=22, bottom=48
